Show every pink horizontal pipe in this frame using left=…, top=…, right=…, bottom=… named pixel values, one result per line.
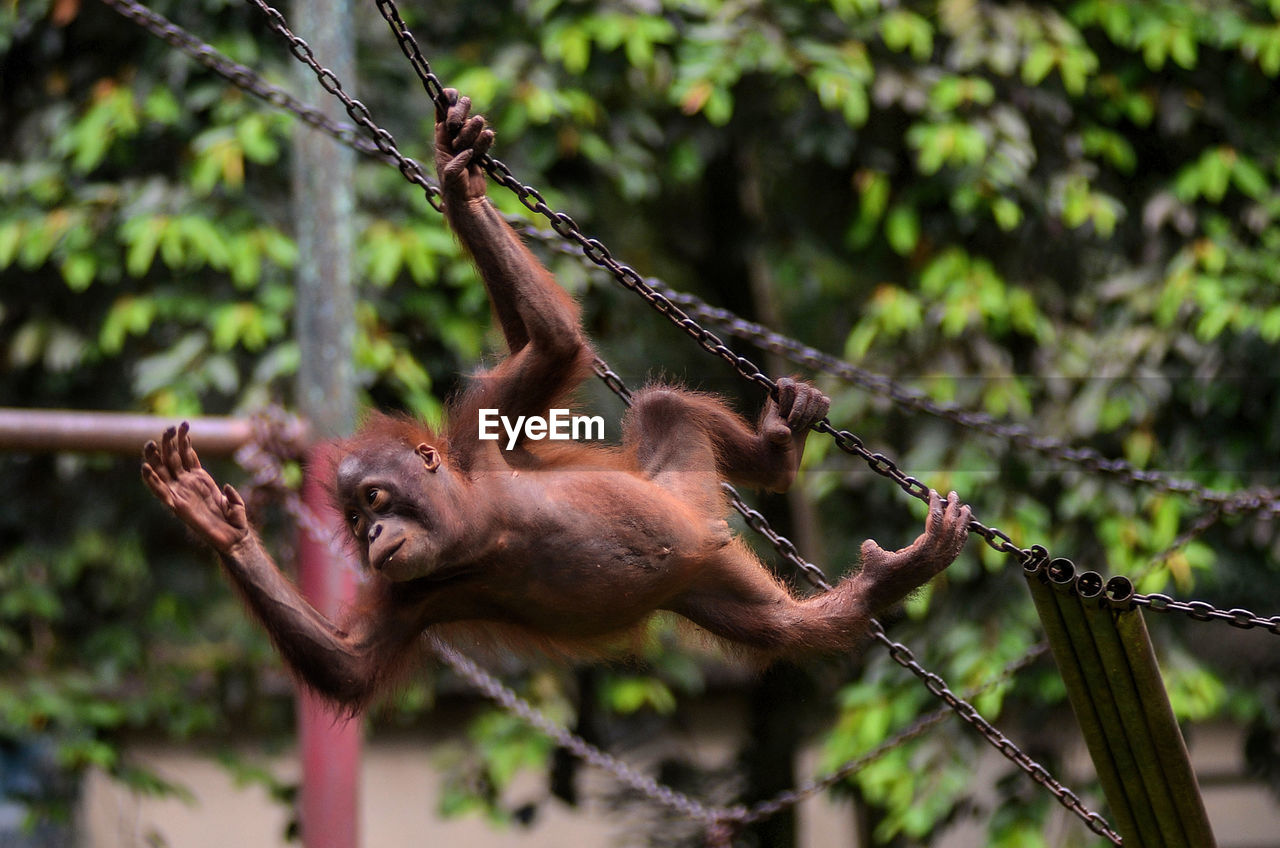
left=0, top=408, right=308, bottom=456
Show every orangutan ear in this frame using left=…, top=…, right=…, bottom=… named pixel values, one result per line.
left=415, top=443, right=441, bottom=472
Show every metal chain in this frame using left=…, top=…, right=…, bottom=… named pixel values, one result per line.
left=225, top=0, right=1122, bottom=837
left=102, top=0, right=1280, bottom=524
left=1133, top=594, right=1280, bottom=634
left=232, top=0, right=446, bottom=213
left=106, top=3, right=1041, bottom=831
left=728, top=492, right=835, bottom=592
left=637, top=284, right=1280, bottom=518
left=108, top=2, right=1277, bottom=841
left=363, top=0, right=1049, bottom=570
left=738, top=640, right=1050, bottom=824
left=428, top=637, right=736, bottom=828
left=98, top=0, right=394, bottom=164
left=868, top=621, right=1122, bottom=844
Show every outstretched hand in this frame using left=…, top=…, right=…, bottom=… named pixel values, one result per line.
left=142, top=422, right=249, bottom=555
left=434, top=88, right=495, bottom=204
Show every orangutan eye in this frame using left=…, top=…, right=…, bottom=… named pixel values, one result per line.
left=365, top=487, right=389, bottom=510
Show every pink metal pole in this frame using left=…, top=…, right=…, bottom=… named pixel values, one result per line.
left=289, top=0, right=360, bottom=838
left=297, top=457, right=361, bottom=848
left=0, top=407, right=358, bottom=840
left=0, top=408, right=283, bottom=455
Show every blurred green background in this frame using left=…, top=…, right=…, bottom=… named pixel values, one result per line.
left=2, top=1, right=1279, bottom=845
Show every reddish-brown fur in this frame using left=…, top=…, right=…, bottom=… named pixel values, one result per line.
left=141, top=91, right=970, bottom=712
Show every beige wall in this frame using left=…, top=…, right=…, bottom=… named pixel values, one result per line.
left=80, top=724, right=857, bottom=847
left=79, top=722, right=1278, bottom=847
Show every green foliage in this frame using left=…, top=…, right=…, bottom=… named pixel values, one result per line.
left=437, top=675, right=569, bottom=823
left=5, top=0, right=1280, bottom=842
left=599, top=673, right=678, bottom=715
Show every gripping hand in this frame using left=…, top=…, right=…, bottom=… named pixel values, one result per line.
left=434, top=88, right=495, bottom=204
left=855, top=490, right=971, bottom=612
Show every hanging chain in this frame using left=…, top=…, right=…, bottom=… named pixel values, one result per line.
left=429, top=637, right=735, bottom=828
left=1133, top=595, right=1280, bottom=633
left=106, top=2, right=1084, bottom=831
left=230, top=0, right=445, bottom=212
left=113, top=0, right=1275, bottom=838
left=99, top=0, right=393, bottom=164
left=109, top=11, right=1278, bottom=848
left=636, top=284, right=1280, bottom=518
left=870, top=622, right=1122, bottom=843
left=103, top=0, right=1280, bottom=525
left=225, top=0, right=1121, bottom=837
left=365, top=0, right=1052, bottom=571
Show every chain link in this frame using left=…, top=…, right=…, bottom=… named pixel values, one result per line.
left=645, top=287, right=1280, bottom=519
left=867, top=622, right=1122, bottom=844
left=104, top=0, right=1280, bottom=529
left=119, top=0, right=1139, bottom=836
left=1133, top=594, right=1280, bottom=634
left=100, top=0, right=398, bottom=166
left=220, top=0, right=1123, bottom=837
left=108, top=2, right=1280, bottom=842
left=428, top=637, right=735, bottom=827
left=107, top=3, right=1028, bottom=832
left=227, top=0, right=446, bottom=212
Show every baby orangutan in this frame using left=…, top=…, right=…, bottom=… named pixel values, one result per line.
left=142, top=91, right=970, bottom=710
